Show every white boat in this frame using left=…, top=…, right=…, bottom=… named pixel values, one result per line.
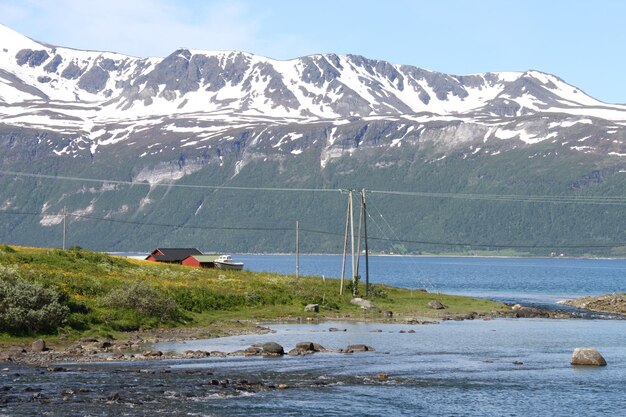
left=214, top=254, right=244, bottom=270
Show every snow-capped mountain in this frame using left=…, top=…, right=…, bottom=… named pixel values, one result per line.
left=1, top=20, right=622, bottom=119
left=2, top=23, right=626, bottom=254
left=2, top=22, right=626, bottom=159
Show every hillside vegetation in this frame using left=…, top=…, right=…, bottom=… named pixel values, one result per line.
left=3, top=136, right=626, bottom=257
left=0, top=245, right=508, bottom=340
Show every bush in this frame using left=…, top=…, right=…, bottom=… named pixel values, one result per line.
left=0, top=244, right=16, bottom=254
left=171, top=287, right=245, bottom=312
left=0, top=266, right=69, bottom=335
left=99, top=282, right=179, bottom=322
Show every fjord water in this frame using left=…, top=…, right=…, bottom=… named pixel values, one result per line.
left=238, top=254, right=626, bottom=306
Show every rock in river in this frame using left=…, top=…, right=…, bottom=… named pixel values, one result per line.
left=288, top=341, right=328, bottom=356
left=571, top=348, right=607, bottom=366
left=344, top=344, right=375, bottom=353
left=261, top=342, right=285, bottom=356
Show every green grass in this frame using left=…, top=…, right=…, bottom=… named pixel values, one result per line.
left=0, top=245, right=509, bottom=342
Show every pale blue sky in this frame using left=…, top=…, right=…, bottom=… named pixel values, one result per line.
left=1, top=0, right=625, bottom=103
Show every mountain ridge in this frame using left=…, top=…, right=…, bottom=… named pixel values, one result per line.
left=3, top=20, right=626, bottom=167
left=2, top=23, right=626, bottom=255
left=1, top=22, right=621, bottom=121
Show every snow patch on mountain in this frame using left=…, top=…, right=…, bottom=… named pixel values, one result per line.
left=2, top=22, right=626, bottom=163
left=133, top=162, right=204, bottom=185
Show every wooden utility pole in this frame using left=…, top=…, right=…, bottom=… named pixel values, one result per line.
left=62, top=206, right=67, bottom=250
left=355, top=194, right=363, bottom=278
left=362, top=189, right=370, bottom=296
left=349, top=191, right=357, bottom=296
left=296, top=220, right=300, bottom=279
left=340, top=195, right=351, bottom=295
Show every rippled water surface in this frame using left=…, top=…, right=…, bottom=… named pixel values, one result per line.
left=238, top=254, right=626, bottom=304
left=3, top=320, right=626, bottom=416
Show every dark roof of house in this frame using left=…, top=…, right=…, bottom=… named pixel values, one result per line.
left=147, top=248, right=202, bottom=262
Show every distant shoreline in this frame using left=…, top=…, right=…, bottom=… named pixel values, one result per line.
left=110, top=252, right=626, bottom=261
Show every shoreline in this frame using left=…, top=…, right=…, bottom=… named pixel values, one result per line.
left=113, top=251, right=626, bottom=261
left=563, top=293, right=626, bottom=316
left=0, top=305, right=568, bottom=367
left=0, top=245, right=614, bottom=369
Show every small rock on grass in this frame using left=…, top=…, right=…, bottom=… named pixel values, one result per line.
left=351, top=298, right=376, bottom=309
left=428, top=300, right=446, bottom=310
left=304, top=304, right=319, bottom=313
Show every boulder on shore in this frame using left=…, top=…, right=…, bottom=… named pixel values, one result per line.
left=143, top=350, right=163, bottom=357
left=571, top=348, right=607, bottom=366
left=304, top=304, right=319, bottom=313
left=31, top=339, right=46, bottom=353
left=351, top=298, right=376, bottom=309
left=428, top=300, right=446, bottom=310
left=515, top=306, right=550, bottom=318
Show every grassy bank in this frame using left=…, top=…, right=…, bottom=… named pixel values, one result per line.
left=0, top=245, right=509, bottom=343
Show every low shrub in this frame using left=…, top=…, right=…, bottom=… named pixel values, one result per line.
left=171, top=287, right=246, bottom=312
left=0, top=266, right=69, bottom=335
left=99, top=282, right=179, bottom=322
left=0, top=244, right=16, bottom=254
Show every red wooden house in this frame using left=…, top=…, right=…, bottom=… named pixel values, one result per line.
left=145, top=248, right=202, bottom=264
left=181, top=255, right=219, bottom=268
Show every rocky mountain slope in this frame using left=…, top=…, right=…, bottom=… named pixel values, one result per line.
left=2, top=23, right=626, bottom=254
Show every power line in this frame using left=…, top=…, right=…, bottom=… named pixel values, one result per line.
left=3, top=209, right=298, bottom=233
left=2, top=208, right=626, bottom=250
left=365, top=199, right=439, bottom=292
left=3, top=169, right=626, bottom=204
left=0, top=170, right=342, bottom=194
left=364, top=236, right=624, bottom=249
left=367, top=189, right=626, bottom=205
left=304, top=224, right=625, bottom=249
left=3, top=170, right=626, bottom=249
